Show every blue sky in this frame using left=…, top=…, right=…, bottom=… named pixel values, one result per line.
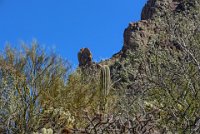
left=0, top=0, right=147, bottom=67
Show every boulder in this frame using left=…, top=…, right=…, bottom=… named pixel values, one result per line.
left=78, top=48, right=93, bottom=67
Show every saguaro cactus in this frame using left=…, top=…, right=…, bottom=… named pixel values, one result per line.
left=100, top=65, right=111, bottom=112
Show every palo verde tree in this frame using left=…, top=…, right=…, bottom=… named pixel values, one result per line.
left=0, top=42, right=70, bottom=133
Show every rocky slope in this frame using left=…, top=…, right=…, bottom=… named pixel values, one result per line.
left=110, top=0, right=200, bottom=88
left=78, top=0, right=200, bottom=133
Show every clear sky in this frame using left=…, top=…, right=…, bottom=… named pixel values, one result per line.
left=0, top=0, right=147, bottom=67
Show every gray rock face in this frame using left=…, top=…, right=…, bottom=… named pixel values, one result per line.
left=141, top=0, right=182, bottom=20
left=123, top=20, right=153, bottom=51
left=122, top=0, right=200, bottom=53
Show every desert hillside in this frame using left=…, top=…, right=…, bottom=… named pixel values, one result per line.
left=0, top=0, right=200, bottom=133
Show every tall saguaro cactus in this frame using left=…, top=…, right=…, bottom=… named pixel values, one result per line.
left=100, top=65, right=111, bottom=112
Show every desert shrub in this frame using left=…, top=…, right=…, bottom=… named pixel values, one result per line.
left=145, top=42, right=200, bottom=133
left=38, top=107, right=75, bottom=132
left=71, top=112, right=158, bottom=134
left=0, top=43, right=70, bottom=133
left=56, top=65, right=117, bottom=128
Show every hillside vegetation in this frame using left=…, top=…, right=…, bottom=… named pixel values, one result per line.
left=0, top=0, right=200, bottom=133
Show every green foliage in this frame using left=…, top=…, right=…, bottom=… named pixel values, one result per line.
left=145, top=44, right=200, bottom=133
left=67, top=70, right=100, bottom=110
left=0, top=43, right=70, bottom=133
left=51, top=67, right=101, bottom=128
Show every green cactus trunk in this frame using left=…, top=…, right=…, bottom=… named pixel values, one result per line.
left=100, top=65, right=110, bottom=112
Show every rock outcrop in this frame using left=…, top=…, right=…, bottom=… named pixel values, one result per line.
left=78, top=48, right=93, bottom=67
left=123, top=0, right=200, bottom=53
left=113, top=0, right=198, bottom=79
left=141, top=0, right=180, bottom=20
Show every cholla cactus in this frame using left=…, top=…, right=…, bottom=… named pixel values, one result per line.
left=39, top=107, right=75, bottom=131
left=32, top=128, right=53, bottom=134
left=41, top=128, right=53, bottom=134
left=100, top=65, right=111, bottom=112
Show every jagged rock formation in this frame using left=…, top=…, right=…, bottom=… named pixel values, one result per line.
left=141, top=0, right=180, bottom=20
left=123, top=0, right=200, bottom=53
left=78, top=48, right=93, bottom=66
